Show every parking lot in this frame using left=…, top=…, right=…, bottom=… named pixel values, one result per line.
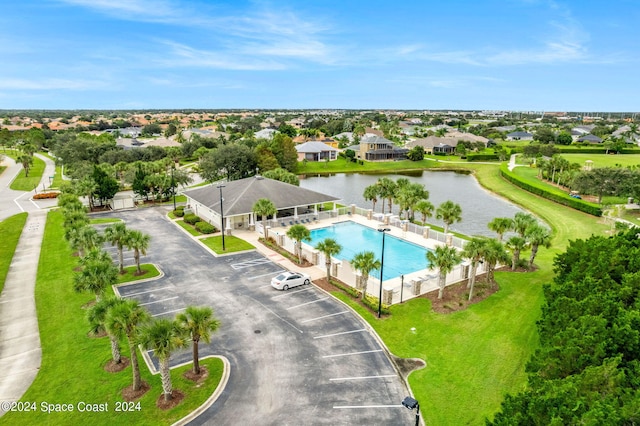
left=96, top=208, right=415, bottom=425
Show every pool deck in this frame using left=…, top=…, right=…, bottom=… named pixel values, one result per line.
left=234, top=212, right=472, bottom=305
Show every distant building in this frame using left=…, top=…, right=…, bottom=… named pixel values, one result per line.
left=295, top=141, right=339, bottom=162
left=358, top=135, right=408, bottom=161
left=506, top=131, right=533, bottom=141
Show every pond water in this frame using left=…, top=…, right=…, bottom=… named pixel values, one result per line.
left=299, top=171, right=525, bottom=237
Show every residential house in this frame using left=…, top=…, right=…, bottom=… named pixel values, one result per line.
left=506, top=131, right=533, bottom=141
left=577, top=134, right=603, bottom=144
left=296, top=141, right=339, bottom=162
left=358, top=135, right=408, bottom=161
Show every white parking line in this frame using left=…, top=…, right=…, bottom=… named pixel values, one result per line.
left=247, top=270, right=284, bottom=281
left=286, top=297, right=329, bottom=310
left=123, top=286, right=172, bottom=297
left=322, top=349, right=383, bottom=359
left=272, top=286, right=314, bottom=299
left=248, top=296, right=303, bottom=334
left=152, top=307, right=186, bottom=317
left=329, top=374, right=396, bottom=381
left=140, top=296, right=178, bottom=306
left=313, top=329, right=366, bottom=339
left=333, top=405, right=403, bottom=409
left=300, top=311, right=349, bottom=323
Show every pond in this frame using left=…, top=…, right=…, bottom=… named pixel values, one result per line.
left=299, top=171, right=525, bottom=237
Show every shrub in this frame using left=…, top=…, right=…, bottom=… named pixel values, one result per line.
left=362, top=294, right=390, bottom=315
left=175, top=205, right=185, bottom=211
left=500, top=163, right=602, bottom=216
left=329, top=278, right=361, bottom=298
left=33, top=192, right=60, bottom=199
left=195, top=221, right=216, bottom=234
left=183, top=213, right=200, bottom=225
left=172, top=209, right=185, bottom=217
left=466, top=154, right=499, bottom=162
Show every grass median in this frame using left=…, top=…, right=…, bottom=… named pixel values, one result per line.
left=0, top=212, right=28, bottom=294
left=4, top=210, right=224, bottom=425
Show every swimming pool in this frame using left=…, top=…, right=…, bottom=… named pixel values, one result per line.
left=308, top=221, right=431, bottom=281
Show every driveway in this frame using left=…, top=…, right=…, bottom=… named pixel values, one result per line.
left=99, top=207, right=415, bottom=425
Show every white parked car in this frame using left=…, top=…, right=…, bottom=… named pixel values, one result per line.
left=271, top=271, right=311, bottom=290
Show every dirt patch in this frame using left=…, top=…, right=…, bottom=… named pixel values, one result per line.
left=104, top=357, right=130, bottom=373
left=122, top=381, right=150, bottom=401
left=258, top=238, right=314, bottom=268
left=81, top=300, right=96, bottom=309
left=183, top=366, right=209, bottom=384
left=391, top=355, right=426, bottom=378
left=87, top=330, right=107, bottom=338
left=156, top=389, right=185, bottom=410
left=133, top=269, right=148, bottom=277
left=422, top=272, right=503, bottom=314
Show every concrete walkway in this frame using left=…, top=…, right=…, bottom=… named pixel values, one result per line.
left=0, top=153, right=55, bottom=416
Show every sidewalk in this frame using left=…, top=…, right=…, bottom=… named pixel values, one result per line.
left=0, top=211, right=45, bottom=416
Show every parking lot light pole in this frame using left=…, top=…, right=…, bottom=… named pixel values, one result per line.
left=402, top=396, right=420, bottom=426
left=171, top=166, right=176, bottom=211
left=377, top=228, right=390, bottom=318
left=218, top=184, right=226, bottom=251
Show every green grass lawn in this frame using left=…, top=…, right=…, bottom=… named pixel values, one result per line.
left=176, top=219, right=202, bottom=236
left=0, top=213, right=28, bottom=294
left=561, top=153, right=640, bottom=168
left=116, top=264, right=161, bottom=284
left=300, top=157, right=441, bottom=174
left=10, top=155, right=46, bottom=191
left=200, top=235, right=255, bottom=253
left=4, top=210, right=225, bottom=425
left=90, top=218, right=122, bottom=224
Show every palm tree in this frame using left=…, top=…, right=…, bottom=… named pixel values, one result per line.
left=86, top=296, right=126, bottom=365
left=363, top=184, right=380, bottom=212
left=176, top=306, right=221, bottom=375
left=376, top=177, right=396, bottom=214
left=512, top=212, right=537, bottom=237
left=506, top=236, right=528, bottom=270
left=73, top=253, right=118, bottom=302
left=481, top=239, right=510, bottom=285
left=525, top=224, right=552, bottom=268
left=487, top=217, right=513, bottom=241
left=415, top=199, right=434, bottom=225
left=427, top=245, right=462, bottom=299
left=138, top=318, right=186, bottom=401
left=286, top=224, right=311, bottom=264
left=104, top=223, right=129, bottom=274
left=17, top=153, right=33, bottom=177
left=63, top=210, right=89, bottom=240
left=68, top=225, right=102, bottom=257
left=252, top=198, right=277, bottom=239
left=462, top=237, right=488, bottom=301
left=351, top=251, right=381, bottom=299
left=315, top=238, right=342, bottom=282
left=436, top=200, right=462, bottom=235
left=125, top=230, right=151, bottom=274
left=106, top=299, right=150, bottom=392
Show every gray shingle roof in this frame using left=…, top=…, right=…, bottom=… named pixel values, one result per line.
left=295, top=141, right=339, bottom=153
left=183, top=176, right=340, bottom=216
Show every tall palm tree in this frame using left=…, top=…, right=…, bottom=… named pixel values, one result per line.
left=512, top=212, right=536, bottom=238
left=104, top=223, right=129, bottom=274
left=487, top=217, right=513, bottom=241
left=462, top=237, right=488, bottom=301
left=376, top=177, right=396, bottom=214
left=138, top=318, right=186, bottom=401
left=415, top=199, right=434, bottom=225
left=506, top=236, right=528, bottom=270
left=351, top=251, right=381, bottom=299
left=176, top=306, right=221, bottom=375
left=125, top=230, right=151, bottom=274
left=525, top=224, right=552, bottom=268
left=252, top=198, right=276, bottom=239
left=63, top=210, right=89, bottom=240
left=436, top=200, right=462, bottom=235
left=315, top=238, right=342, bottom=282
left=106, top=299, right=150, bottom=392
left=17, top=153, right=33, bottom=177
left=286, top=224, right=311, bottom=264
left=86, top=296, right=126, bottom=365
left=73, top=253, right=118, bottom=302
left=68, top=225, right=103, bottom=257
left=427, top=245, right=462, bottom=299
left=481, top=239, right=510, bottom=285
left=363, top=184, right=380, bottom=212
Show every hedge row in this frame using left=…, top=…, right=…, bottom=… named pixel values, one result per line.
left=183, top=213, right=200, bottom=225
left=466, top=154, right=500, bottom=162
left=500, top=163, right=602, bottom=216
left=33, top=192, right=59, bottom=199
left=195, top=221, right=216, bottom=234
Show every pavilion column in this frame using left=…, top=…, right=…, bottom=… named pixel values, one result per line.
left=249, top=213, right=255, bottom=231
left=294, top=207, right=298, bottom=218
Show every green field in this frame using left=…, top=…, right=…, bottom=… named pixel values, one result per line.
left=200, top=235, right=255, bottom=253
left=4, top=210, right=225, bottom=425
left=560, top=153, right=640, bottom=168
left=0, top=213, right=28, bottom=294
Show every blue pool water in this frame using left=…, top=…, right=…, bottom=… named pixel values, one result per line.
left=308, top=221, right=431, bottom=281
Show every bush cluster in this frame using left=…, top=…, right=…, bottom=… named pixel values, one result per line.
left=183, top=213, right=200, bottom=225
left=500, top=164, right=602, bottom=216
left=362, top=294, right=391, bottom=315
left=329, top=278, right=361, bottom=298
left=466, top=154, right=499, bottom=162
left=195, top=221, right=216, bottom=234
left=172, top=209, right=185, bottom=217
left=33, top=192, right=60, bottom=199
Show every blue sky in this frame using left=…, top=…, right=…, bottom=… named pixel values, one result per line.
left=1, top=0, right=638, bottom=111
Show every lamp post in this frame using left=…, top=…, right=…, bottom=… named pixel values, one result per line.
left=377, top=227, right=390, bottom=318
left=402, top=396, right=420, bottom=426
left=218, top=184, right=226, bottom=251
left=171, top=167, right=176, bottom=211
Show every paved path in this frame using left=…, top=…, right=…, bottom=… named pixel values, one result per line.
left=0, top=154, right=55, bottom=417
